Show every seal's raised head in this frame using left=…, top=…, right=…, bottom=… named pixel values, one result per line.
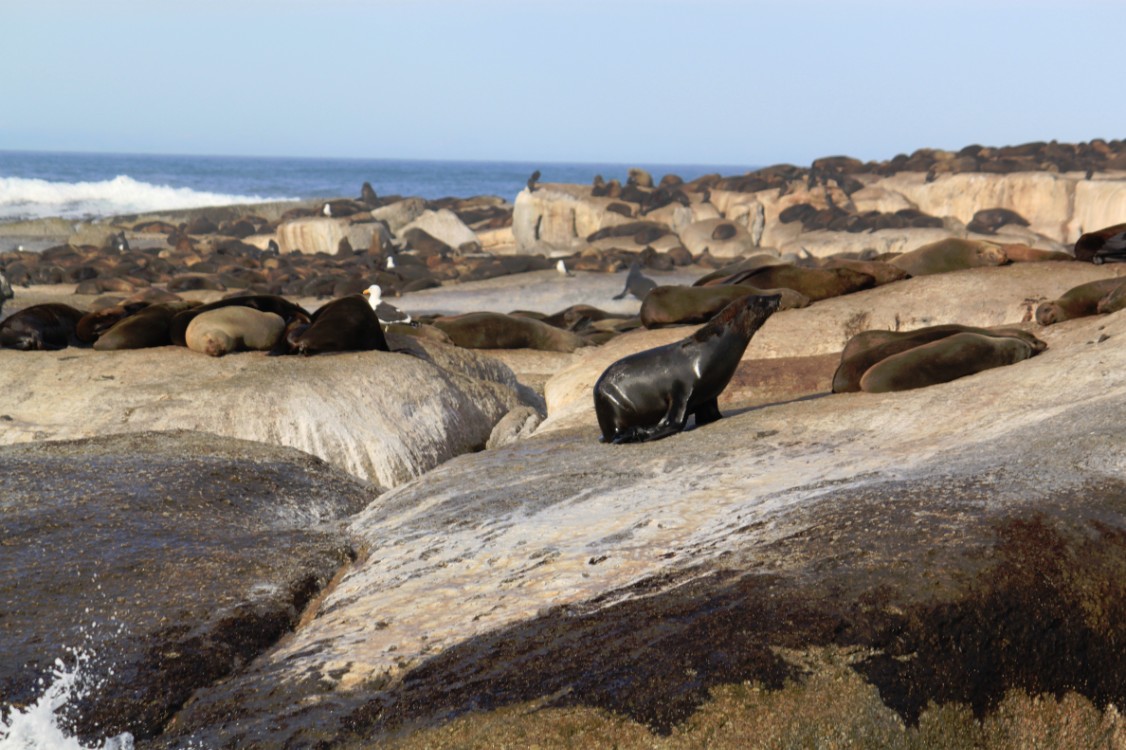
left=694, top=293, right=781, bottom=342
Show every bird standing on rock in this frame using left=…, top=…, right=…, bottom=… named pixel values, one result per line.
left=556, top=259, right=575, bottom=277
left=363, top=284, right=414, bottom=326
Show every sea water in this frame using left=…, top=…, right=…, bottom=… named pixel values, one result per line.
left=0, top=150, right=752, bottom=223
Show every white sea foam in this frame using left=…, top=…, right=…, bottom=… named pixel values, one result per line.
left=0, top=175, right=292, bottom=222
left=0, top=649, right=133, bottom=750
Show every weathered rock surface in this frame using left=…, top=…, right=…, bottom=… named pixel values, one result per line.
left=540, top=261, right=1126, bottom=433
left=0, top=430, right=375, bottom=743
left=0, top=334, right=536, bottom=488
left=141, top=262, right=1126, bottom=748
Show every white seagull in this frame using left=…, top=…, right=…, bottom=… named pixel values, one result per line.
left=556, top=259, right=575, bottom=277
left=363, top=284, right=414, bottom=326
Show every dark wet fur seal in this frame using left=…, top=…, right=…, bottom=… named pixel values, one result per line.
left=169, top=294, right=311, bottom=346
left=283, top=294, right=388, bottom=355
left=593, top=293, right=781, bottom=444
left=0, top=303, right=86, bottom=350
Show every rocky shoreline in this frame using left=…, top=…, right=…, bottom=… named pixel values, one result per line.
left=3, top=140, right=1126, bottom=749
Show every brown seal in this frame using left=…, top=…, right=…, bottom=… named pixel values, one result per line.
left=93, top=301, right=198, bottom=351
left=432, top=312, right=590, bottom=353
left=283, top=294, right=388, bottom=355
left=593, top=293, right=781, bottom=443
left=858, top=331, right=1039, bottom=393
left=185, top=307, right=286, bottom=357
left=890, top=238, right=1008, bottom=276
left=0, top=304, right=86, bottom=350
left=1035, top=277, right=1126, bottom=325
left=1073, top=223, right=1126, bottom=263
left=640, top=284, right=807, bottom=328
left=833, top=324, right=1047, bottom=393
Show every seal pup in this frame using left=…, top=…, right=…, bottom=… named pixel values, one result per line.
left=612, top=260, right=657, bottom=301
left=1074, top=223, right=1126, bottom=264
left=0, top=303, right=86, bottom=350
left=593, top=293, right=781, bottom=444
left=362, top=284, right=414, bottom=326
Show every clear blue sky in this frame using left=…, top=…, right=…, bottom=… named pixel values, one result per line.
left=3, top=0, right=1123, bottom=167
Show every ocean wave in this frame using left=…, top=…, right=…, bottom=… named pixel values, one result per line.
left=0, top=175, right=294, bottom=222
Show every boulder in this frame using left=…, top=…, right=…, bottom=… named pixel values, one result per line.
left=0, top=334, right=537, bottom=488
left=512, top=185, right=635, bottom=254
left=155, top=295, right=1126, bottom=749
left=275, top=217, right=382, bottom=255
left=677, top=218, right=758, bottom=257
left=398, top=209, right=481, bottom=253
left=0, top=430, right=373, bottom=744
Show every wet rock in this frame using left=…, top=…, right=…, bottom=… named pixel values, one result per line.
left=0, top=430, right=374, bottom=744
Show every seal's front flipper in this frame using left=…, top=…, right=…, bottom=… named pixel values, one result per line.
left=693, top=398, right=723, bottom=426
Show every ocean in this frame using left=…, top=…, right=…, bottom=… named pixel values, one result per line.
left=0, top=151, right=752, bottom=223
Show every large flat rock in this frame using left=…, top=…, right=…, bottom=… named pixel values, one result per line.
left=148, top=286, right=1126, bottom=747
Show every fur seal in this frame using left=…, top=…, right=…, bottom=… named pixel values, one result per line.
left=1074, top=223, right=1126, bottom=264
left=858, top=331, right=1039, bottom=393
left=169, top=295, right=311, bottom=347
left=890, top=238, right=1009, bottom=276
left=1035, top=277, right=1126, bottom=325
left=185, top=307, right=286, bottom=356
left=284, top=294, right=388, bottom=355
left=730, top=264, right=875, bottom=302
left=640, top=284, right=807, bottom=328
left=612, top=260, right=658, bottom=301
left=832, top=324, right=1047, bottom=393
left=593, top=293, right=781, bottom=443
left=0, top=303, right=86, bottom=350
left=433, top=312, right=590, bottom=352
left=94, top=301, right=198, bottom=350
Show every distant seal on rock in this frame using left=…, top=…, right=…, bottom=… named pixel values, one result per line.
left=732, top=264, right=875, bottom=302
left=1035, top=277, right=1126, bottom=325
left=890, top=238, right=1009, bottom=276
left=593, top=293, right=781, bottom=443
left=612, top=260, right=658, bottom=301
left=185, top=307, right=286, bottom=357
left=284, top=294, right=388, bottom=356
left=433, top=312, right=590, bottom=353
left=966, top=208, right=1030, bottom=235
left=832, top=324, right=1047, bottom=393
left=858, top=331, right=1039, bottom=393
left=0, top=303, right=86, bottom=350
left=1074, top=223, right=1126, bottom=264
left=640, top=283, right=807, bottom=328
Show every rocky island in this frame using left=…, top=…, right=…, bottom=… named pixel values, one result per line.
left=2, top=139, right=1126, bottom=749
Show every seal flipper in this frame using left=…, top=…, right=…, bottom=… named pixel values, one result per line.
left=693, top=398, right=723, bottom=426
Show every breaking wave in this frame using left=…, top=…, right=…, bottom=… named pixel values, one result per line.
left=0, top=174, right=293, bottom=222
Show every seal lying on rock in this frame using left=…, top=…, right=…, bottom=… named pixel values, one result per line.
left=0, top=303, right=86, bottom=350
left=858, top=331, right=1040, bottom=393
left=185, top=307, right=286, bottom=357
left=833, top=324, right=1047, bottom=393
left=282, top=294, right=389, bottom=356
left=890, top=238, right=1009, bottom=276
left=640, top=284, right=807, bottom=328
left=1035, top=277, right=1126, bottom=326
left=433, top=312, right=590, bottom=352
left=593, top=293, right=781, bottom=444
left=1073, top=222, right=1126, bottom=264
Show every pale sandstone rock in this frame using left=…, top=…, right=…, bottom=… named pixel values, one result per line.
left=537, top=262, right=1126, bottom=434
left=512, top=184, right=634, bottom=254
left=1069, top=177, right=1126, bottom=243
left=0, top=336, right=536, bottom=489
left=678, top=217, right=759, bottom=257
left=371, top=197, right=427, bottom=234
left=211, top=273, right=1126, bottom=708
left=275, top=216, right=381, bottom=255
left=398, top=209, right=480, bottom=252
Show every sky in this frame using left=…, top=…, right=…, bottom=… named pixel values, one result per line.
left=3, top=0, right=1124, bottom=168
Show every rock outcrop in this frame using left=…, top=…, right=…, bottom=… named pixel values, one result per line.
left=0, top=334, right=538, bottom=488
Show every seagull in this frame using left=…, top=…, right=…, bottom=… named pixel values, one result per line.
left=386, top=255, right=396, bottom=270
left=556, top=259, right=575, bottom=277
left=363, top=284, right=414, bottom=326
left=323, top=203, right=332, bottom=217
